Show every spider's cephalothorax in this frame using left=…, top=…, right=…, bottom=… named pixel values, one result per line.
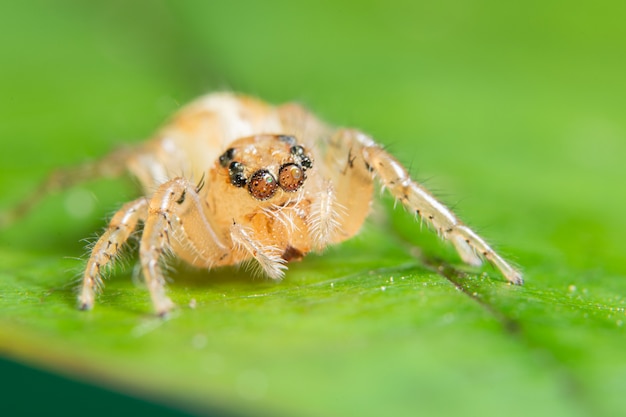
left=6, top=92, right=522, bottom=315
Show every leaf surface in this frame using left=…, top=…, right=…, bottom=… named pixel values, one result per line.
left=1, top=2, right=625, bottom=417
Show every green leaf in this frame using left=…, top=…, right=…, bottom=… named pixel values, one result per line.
left=1, top=1, right=625, bottom=417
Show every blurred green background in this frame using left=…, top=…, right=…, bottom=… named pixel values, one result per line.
left=1, top=1, right=625, bottom=416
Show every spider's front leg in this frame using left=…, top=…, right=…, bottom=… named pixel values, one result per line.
left=137, top=177, right=210, bottom=316
left=339, top=129, right=523, bottom=285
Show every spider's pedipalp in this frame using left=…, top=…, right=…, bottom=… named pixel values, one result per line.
left=261, top=204, right=299, bottom=236
left=307, top=181, right=344, bottom=249
left=230, top=222, right=287, bottom=279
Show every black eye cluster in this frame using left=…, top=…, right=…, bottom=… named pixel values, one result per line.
left=228, top=161, right=247, bottom=187
left=219, top=147, right=246, bottom=187
left=217, top=136, right=313, bottom=200
left=289, top=145, right=313, bottom=170
left=218, top=147, right=235, bottom=167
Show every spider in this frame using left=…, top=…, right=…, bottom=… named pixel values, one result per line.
left=4, top=93, right=522, bottom=315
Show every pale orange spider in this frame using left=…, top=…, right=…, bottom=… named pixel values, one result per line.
left=4, top=93, right=522, bottom=315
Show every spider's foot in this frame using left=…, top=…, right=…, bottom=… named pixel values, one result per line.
left=154, top=296, right=176, bottom=318
left=78, top=288, right=95, bottom=311
left=505, top=269, right=524, bottom=286
left=78, top=302, right=92, bottom=311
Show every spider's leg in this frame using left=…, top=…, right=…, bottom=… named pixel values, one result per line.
left=79, top=197, right=148, bottom=310
left=137, top=177, right=235, bottom=316
left=1, top=146, right=135, bottom=228
left=138, top=180, right=191, bottom=316
left=338, top=129, right=522, bottom=285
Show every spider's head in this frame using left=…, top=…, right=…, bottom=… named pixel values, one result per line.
left=216, top=134, right=313, bottom=201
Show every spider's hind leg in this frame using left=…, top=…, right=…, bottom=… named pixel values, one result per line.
left=1, top=146, right=136, bottom=228
left=338, top=129, right=522, bottom=285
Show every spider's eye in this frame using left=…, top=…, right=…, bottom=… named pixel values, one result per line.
left=290, top=145, right=304, bottom=156
left=248, top=169, right=278, bottom=200
left=229, top=161, right=247, bottom=187
left=278, top=135, right=296, bottom=145
left=278, top=163, right=305, bottom=192
left=300, top=155, right=313, bottom=170
left=219, top=148, right=236, bottom=167
left=290, top=145, right=313, bottom=170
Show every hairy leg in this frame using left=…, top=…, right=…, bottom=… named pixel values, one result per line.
left=1, top=147, right=135, bottom=228
left=338, top=129, right=523, bottom=284
left=138, top=177, right=226, bottom=315
left=79, top=197, right=149, bottom=309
